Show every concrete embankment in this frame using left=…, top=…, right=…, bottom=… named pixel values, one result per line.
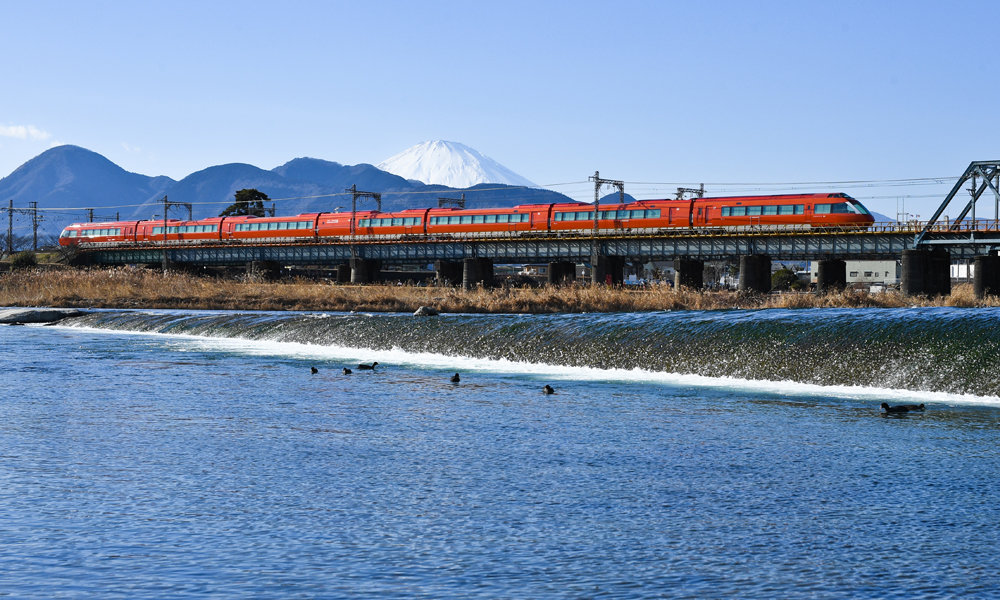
left=0, top=308, right=87, bottom=324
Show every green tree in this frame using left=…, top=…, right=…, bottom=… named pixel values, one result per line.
left=771, top=267, right=801, bottom=291
left=219, top=188, right=269, bottom=217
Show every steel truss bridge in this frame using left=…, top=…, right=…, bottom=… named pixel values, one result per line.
left=81, top=160, right=1000, bottom=267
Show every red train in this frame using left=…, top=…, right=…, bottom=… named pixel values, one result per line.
left=58, top=192, right=874, bottom=247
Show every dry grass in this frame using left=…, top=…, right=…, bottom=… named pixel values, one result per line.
left=1, top=266, right=997, bottom=313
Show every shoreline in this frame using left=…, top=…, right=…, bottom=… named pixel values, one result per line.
left=0, top=267, right=995, bottom=314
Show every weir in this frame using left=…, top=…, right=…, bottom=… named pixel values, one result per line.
left=56, top=307, right=1000, bottom=398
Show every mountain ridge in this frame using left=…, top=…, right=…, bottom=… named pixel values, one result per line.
left=0, top=145, right=569, bottom=242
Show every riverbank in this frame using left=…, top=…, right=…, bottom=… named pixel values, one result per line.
left=0, top=267, right=994, bottom=313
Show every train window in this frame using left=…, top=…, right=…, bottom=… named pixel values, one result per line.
left=721, top=207, right=731, bottom=217
left=471, top=215, right=483, bottom=224
left=815, top=203, right=831, bottom=214
left=497, top=214, right=509, bottom=223
left=763, top=205, right=778, bottom=215
left=460, top=216, right=472, bottom=224
left=485, top=215, right=497, bottom=224
left=391, top=218, right=402, bottom=226
left=731, top=207, right=747, bottom=217
left=747, top=206, right=762, bottom=216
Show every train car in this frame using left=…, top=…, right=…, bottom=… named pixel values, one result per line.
left=351, top=209, right=429, bottom=237
left=58, top=192, right=875, bottom=250
left=315, top=211, right=359, bottom=238
left=59, top=220, right=142, bottom=246
left=225, top=214, right=321, bottom=242
left=695, top=193, right=873, bottom=230
left=549, top=200, right=682, bottom=233
left=424, top=205, right=537, bottom=236
left=135, top=217, right=226, bottom=244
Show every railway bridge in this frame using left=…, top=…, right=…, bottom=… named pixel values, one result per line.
left=78, top=160, right=1000, bottom=297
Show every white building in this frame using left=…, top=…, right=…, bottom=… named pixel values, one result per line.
left=810, top=260, right=901, bottom=286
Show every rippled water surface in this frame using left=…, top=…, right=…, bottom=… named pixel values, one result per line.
left=3, top=308, right=1000, bottom=598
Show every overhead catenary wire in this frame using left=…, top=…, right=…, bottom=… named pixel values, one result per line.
left=25, top=175, right=961, bottom=214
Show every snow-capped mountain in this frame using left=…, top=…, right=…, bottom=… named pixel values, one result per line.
left=377, top=141, right=537, bottom=189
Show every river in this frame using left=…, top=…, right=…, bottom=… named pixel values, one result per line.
left=2, top=307, right=999, bottom=598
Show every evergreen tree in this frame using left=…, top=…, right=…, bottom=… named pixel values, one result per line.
left=220, top=188, right=269, bottom=217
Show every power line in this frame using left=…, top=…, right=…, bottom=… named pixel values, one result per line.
left=22, top=175, right=965, bottom=214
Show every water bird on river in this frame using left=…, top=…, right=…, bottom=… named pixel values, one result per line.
left=450, top=373, right=460, bottom=383
left=881, top=402, right=925, bottom=414
left=343, top=367, right=353, bottom=375
left=310, top=367, right=318, bottom=374
left=357, top=362, right=379, bottom=370
left=543, top=385, right=555, bottom=395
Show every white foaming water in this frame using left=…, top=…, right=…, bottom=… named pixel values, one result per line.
left=53, top=324, right=1000, bottom=408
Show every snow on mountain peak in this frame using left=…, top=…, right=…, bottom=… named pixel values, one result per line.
left=377, top=141, right=536, bottom=189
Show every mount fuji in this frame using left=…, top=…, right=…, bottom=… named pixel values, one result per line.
left=377, top=141, right=537, bottom=189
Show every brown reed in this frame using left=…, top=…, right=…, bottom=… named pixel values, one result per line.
left=1, top=267, right=995, bottom=313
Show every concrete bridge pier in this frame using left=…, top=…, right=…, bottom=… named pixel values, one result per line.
left=901, top=249, right=951, bottom=296
left=350, top=258, right=382, bottom=284
left=462, top=258, right=494, bottom=289
left=974, top=253, right=1000, bottom=298
left=738, top=255, right=772, bottom=293
left=815, top=259, right=847, bottom=293
left=548, top=261, right=577, bottom=285
left=247, top=260, right=281, bottom=281
left=435, top=260, right=464, bottom=286
left=592, top=256, right=626, bottom=285
left=673, top=258, right=704, bottom=289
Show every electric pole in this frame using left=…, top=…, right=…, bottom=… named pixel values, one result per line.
left=675, top=184, right=705, bottom=200
left=6, top=200, right=12, bottom=256
left=588, top=171, right=624, bottom=284
left=157, top=196, right=191, bottom=272
left=29, top=202, right=41, bottom=251
left=437, top=193, right=466, bottom=209
left=347, top=184, right=382, bottom=235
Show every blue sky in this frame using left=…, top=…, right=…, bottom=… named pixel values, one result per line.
left=1, top=0, right=997, bottom=218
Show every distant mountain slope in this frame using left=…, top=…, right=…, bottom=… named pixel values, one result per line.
left=0, top=145, right=571, bottom=242
left=0, top=145, right=173, bottom=223
left=378, top=141, right=537, bottom=188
